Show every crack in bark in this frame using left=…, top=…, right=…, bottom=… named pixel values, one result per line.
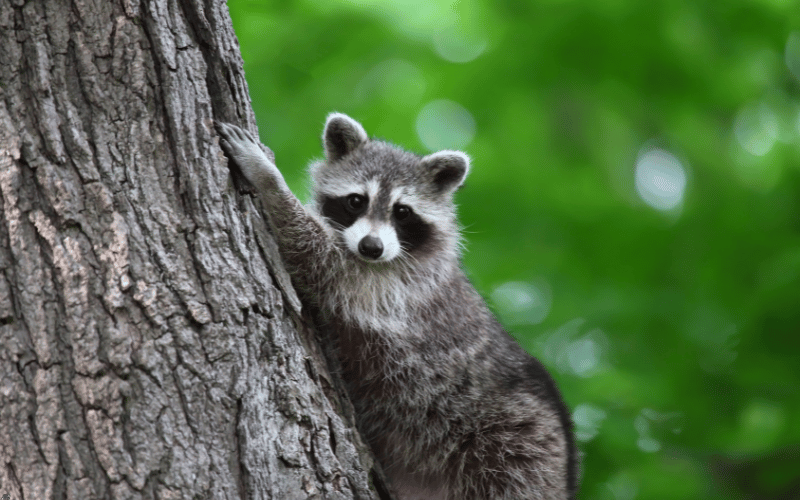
left=235, top=396, right=249, bottom=500
left=7, top=462, right=24, bottom=500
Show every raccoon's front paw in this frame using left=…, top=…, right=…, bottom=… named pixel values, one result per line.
left=215, top=121, right=283, bottom=190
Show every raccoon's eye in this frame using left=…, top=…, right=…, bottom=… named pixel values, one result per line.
left=394, top=204, right=411, bottom=222
left=346, top=194, right=366, bottom=212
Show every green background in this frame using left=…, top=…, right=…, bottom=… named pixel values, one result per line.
left=227, top=1, right=800, bottom=498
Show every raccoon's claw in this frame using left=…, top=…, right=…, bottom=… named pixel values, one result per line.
left=215, top=120, right=285, bottom=193
left=216, top=121, right=251, bottom=156
left=216, top=121, right=266, bottom=164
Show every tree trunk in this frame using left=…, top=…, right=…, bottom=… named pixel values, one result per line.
left=0, top=1, right=381, bottom=499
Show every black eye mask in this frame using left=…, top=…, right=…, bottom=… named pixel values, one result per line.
left=320, top=194, right=368, bottom=228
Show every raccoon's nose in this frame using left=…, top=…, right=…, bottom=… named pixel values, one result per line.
left=358, top=235, right=383, bottom=260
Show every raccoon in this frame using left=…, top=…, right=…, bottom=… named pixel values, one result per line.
left=216, top=114, right=578, bottom=500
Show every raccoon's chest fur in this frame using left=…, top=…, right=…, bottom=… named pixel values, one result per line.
left=318, top=254, right=447, bottom=334
left=324, top=268, right=495, bottom=460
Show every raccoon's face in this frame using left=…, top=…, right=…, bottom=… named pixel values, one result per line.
left=312, top=113, right=470, bottom=264
left=318, top=180, right=430, bottom=263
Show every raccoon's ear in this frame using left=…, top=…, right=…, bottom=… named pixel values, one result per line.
left=323, top=112, right=368, bottom=161
left=421, top=150, right=470, bottom=193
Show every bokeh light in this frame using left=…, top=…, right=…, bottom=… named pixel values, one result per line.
left=635, top=410, right=662, bottom=453
left=634, top=148, right=687, bottom=211
left=415, top=99, right=476, bottom=151
left=573, top=403, right=607, bottom=442
left=536, top=319, right=608, bottom=378
left=433, top=23, right=487, bottom=63
left=606, top=471, right=638, bottom=500
left=491, top=280, right=552, bottom=326
left=734, top=102, right=780, bottom=156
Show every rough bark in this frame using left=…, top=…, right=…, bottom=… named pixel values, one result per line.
left=0, top=0, right=380, bottom=498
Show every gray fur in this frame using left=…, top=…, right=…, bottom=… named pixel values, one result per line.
left=216, top=115, right=578, bottom=499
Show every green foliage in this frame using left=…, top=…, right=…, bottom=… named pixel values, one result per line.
left=228, top=1, right=800, bottom=497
